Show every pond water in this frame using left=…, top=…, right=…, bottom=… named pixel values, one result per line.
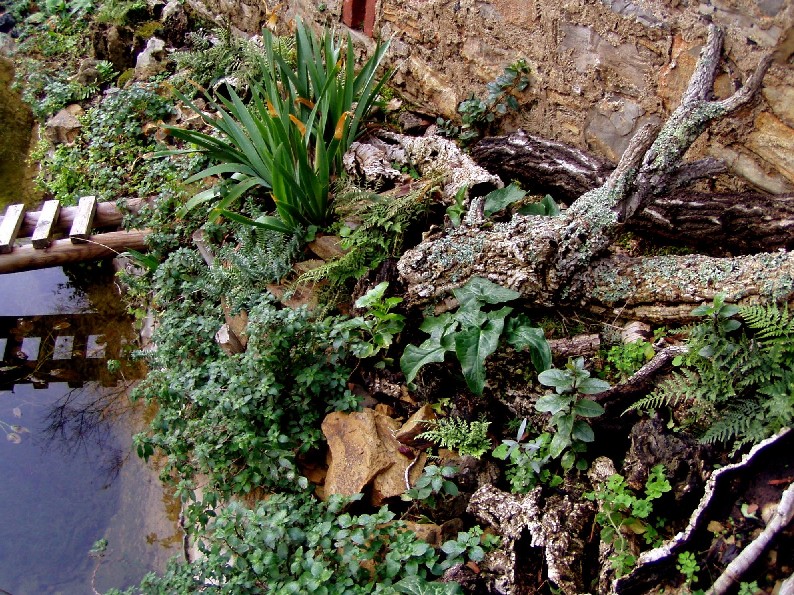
left=0, top=266, right=182, bottom=594
left=1, top=52, right=180, bottom=593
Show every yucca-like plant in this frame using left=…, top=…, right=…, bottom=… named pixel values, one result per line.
left=162, top=18, right=391, bottom=234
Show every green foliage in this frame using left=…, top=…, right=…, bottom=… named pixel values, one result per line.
left=344, top=282, right=406, bottom=362
left=492, top=419, right=562, bottom=492
left=35, top=84, right=177, bottom=203
left=95, top=0, right=148, bottom=25
left=440, top=59, right=531, bottom=143
left=418, top=417, right=492, bottom=458
left=519, top=194, right=560, bottom=217
left=602, top=339, right=655, bottom=382
left=628, top=298, right=794, bottom=454
left=738, top=581, right=761, bottom=595
left=676, top=551, right=700, bottom=587
left=438, top=526, right=500, bottom=572
left=166, top=18, right=391, bottom=234
left=297, top=183, right=432, bottom=286
left=401, top=277, right=551, bottom=395
left=586, top=464, right=672, bottom=577
left=120, top=493, right=465, bottom=593
left=402, top=464, right=459, bottom=505
left=536, top=357, right=609, bottom=459
left=446, top=185, right=467, bottom=228
left=132, top=253, right=369, bottom=508
left=172, top=26, right=270, bottom=93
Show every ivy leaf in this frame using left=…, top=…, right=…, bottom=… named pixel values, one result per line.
left=453, top=277, right=520, bottom=310
left=401, top=343, right=451, bottom=384
left=505, top=323, right=551, bottom=372
left=454, top=310, right=507, bottom=394
left=482, top=184, right=526, bottom=217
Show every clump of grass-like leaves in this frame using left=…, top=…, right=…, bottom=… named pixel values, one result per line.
left=162, top=18, right=391, bottom=234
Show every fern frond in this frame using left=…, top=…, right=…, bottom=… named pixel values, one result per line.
left=418, top=417, right=491, bottom=458
left=740, top=303, right=794, bottom=342
left=626, top=369, right=701, bottom=414
left=701, top=400, right=764, bottom=447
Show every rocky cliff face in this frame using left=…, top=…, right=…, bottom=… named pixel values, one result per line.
left=186, top=0, right=793, bottom=194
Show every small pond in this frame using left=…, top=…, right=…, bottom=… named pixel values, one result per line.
left=1, top=52, right=180, bottom=594
left=0, top=266, right=182, bottom=594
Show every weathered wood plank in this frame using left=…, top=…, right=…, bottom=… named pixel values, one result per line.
left=0, top=229, right=150, bottom=274
left=0, top=197, right=150, bottom=238
left=69, top=195, right=97, bottom=243
left=0, top=204, right=26, bottom=254
left=31, top=200, right=61, bottom=249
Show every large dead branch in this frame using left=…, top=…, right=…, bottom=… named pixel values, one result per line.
left=397, top=24, right=780, bottom=312
left=471, top=131, right=794, bottom=253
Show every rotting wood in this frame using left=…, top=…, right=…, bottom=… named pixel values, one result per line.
left=31, top=200, right=61, bottom=249
left=613, top=429, right=793, bottom=594
left=548, top=333, right=600, bottom=359
left=0, top=229, right=150, bottom=274
left=471, top=131, right=794, bottom=253
left=69, top=195, right=97, bottom=243
left=0, top=204, right=25, bottom=254
left=707, top=482, right=794, bottom=595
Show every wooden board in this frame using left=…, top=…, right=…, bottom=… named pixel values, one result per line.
left=69, top=195, right=97, bottom=243
left=0, top=229, right=150, bottom=274
left=31, top=200, right=61, bottom=249
left=0, top=204, right=25, bottom=254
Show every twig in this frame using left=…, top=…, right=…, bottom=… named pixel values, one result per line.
left=707, top=482, right=794, bottom=595
left=405, top=453, right=421, bottom=490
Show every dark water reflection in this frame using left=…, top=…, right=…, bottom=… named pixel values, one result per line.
left=0, top=267, right=181, bottom=594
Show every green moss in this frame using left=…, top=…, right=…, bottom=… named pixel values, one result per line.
left=134, top=20, right=164, bottom=40
left=117, top=68, right=135, bottom=88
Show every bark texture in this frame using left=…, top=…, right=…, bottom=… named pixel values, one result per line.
left=397, top=24, right=781, bottom=315
left=472, top=131, right=794, bottom=252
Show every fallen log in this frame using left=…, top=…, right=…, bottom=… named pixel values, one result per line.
left=0, top=229, right=150, bottom=274
left=397, top=24, right=779, bottom=319
left=471, top=130, right=794, bottom=253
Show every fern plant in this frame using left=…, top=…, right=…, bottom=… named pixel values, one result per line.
left=628, top=297, right=794, bottom=454
left=418, top=417, right=492, bottom=458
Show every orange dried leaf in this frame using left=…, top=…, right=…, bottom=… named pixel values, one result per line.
left=289, top=115, right=307, bottom=136
left=334, top=112, right=350, bottom=140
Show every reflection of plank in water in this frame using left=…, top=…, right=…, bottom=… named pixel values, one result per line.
left=0, top=313, right=135, bottom=390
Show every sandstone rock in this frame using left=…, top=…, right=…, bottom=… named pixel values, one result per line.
left=134, top=37, right=166, bottom=81
left=371, top=412, right=426, bottom=505
left=322, top=409, right=393, bottom=500
left=322, top=409, right=425, bottom=505
left=585, top=95, right=662, bottom=162
left=708, top=144, right=794, bottom=194
left=404, top=521, right=442, bottom=546
left=397, top=110, right=434, bottom=135
left=266, top=282, right=320, bottom=310
left=45, top=108, right=82, bottom=145
left=161, top=0, right=189, bottom=46
left=748, top=111, right=794, bottom=183
left=762, top=85, right=794, bottom=128
left=394, top=404, right=436, bottom=448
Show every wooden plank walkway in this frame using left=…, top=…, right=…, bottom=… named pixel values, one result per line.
left=0, top=197, right=151, bottom=274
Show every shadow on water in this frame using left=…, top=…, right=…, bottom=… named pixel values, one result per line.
left=0, top=55, right=41, bottom=209
left=0, top=263, right=182, bottom=594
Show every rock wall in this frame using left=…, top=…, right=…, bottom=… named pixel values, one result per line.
left=189, top=0, right=793, bottom=193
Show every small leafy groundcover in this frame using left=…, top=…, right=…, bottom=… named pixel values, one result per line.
left=111, top=493, right=465, bottom=594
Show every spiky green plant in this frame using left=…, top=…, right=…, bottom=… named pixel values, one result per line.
left=162, top=18, right=391, bottom=234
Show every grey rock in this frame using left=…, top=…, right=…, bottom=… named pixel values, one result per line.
left=45, top=109, right=82, bottom=145
left=134, top=37, right=166, bottom=81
